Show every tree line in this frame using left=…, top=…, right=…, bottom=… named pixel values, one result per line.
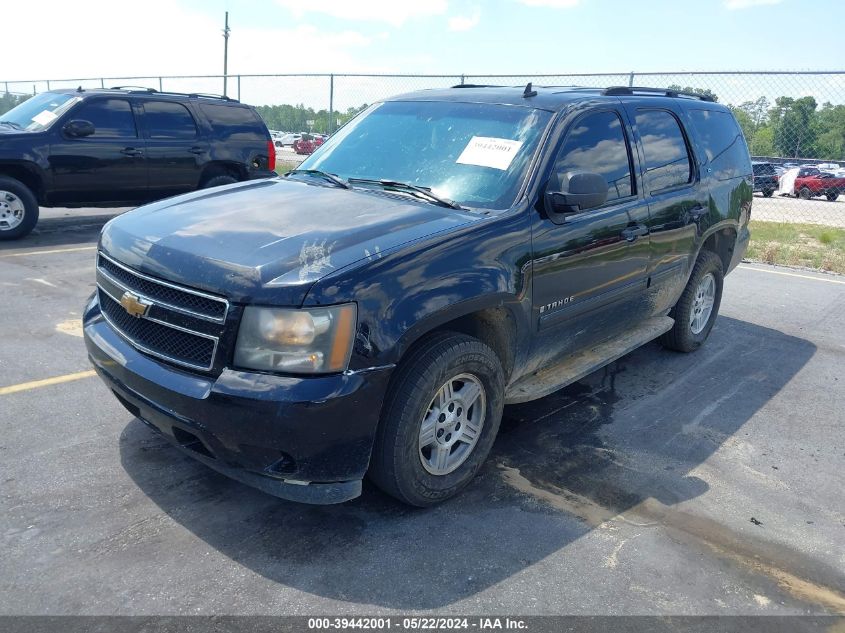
left=667, top=85, right=845, bottom=160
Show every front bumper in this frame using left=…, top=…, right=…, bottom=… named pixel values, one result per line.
left=83, top=295, right=393, bottom=504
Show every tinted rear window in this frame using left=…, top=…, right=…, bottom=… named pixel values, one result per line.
left=753, top=163, right=775, bottom=175
left=689, top=109, right=751, bottom=181
left=143, top=101, right=198, bottom=139
left=199, top=104, right=267, bottom=141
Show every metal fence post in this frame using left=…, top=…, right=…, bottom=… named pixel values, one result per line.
left=237, top=75, right=241, bottom=101
left=4, top=82, right=8, bottom=94
left=328, top=74, right=334, bottom=134
left=46, top=80, right=50, bottom=90
left=159, top=77, right=163, bottom=92
left=460, top=74, right=465, bottom=85
left=628, top=71, right=635, bottom=87
left=100, top=78, right=105, bottom=88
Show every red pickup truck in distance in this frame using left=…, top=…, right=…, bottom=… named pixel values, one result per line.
left=794, top=172, right=845, bottom=201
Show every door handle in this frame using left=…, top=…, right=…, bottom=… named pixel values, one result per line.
left=621, top=224, right=648, bottom=242
left=188, top=146, right=204, bottom=155
left=120, top=147, right=143, bottom=157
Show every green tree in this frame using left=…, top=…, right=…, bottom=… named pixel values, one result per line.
left=667, top=84, right=718, bottom=102
left=771, top=96, right=819, bottom=158
left=0, top=93, right=30, bottom=117
left=750, top=125, right=775, bottom=156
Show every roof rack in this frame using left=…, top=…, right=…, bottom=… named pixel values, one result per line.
left=105, top=86, right=236, bottom=102
left=110, top=85, right=158, bottom=92
left=602, top=86, right=715, bottom=102
left=451, top=83, right=502, bottom=89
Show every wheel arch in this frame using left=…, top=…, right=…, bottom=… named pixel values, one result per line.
left=0, top=161, right=46, bottom=204
left=698, top=224, right=737, bottom=273
left=199, top=161, right=246, bottom=186
left=390, top=296, right=522, bottom=383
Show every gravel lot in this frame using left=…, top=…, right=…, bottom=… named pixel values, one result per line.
left=1, top=207, right=844, bottom=617
left=752, top=192, right=845, bottom=227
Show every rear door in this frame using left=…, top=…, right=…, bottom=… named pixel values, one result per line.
left=530, top=107, right=652, bottom=363
left=139, top=100, right=208, bottom=198
left=49, top=97, right=147, bottom=204
left=198, top=103, right=272, bottom=173
left=622, top=103, right=706, bottom=308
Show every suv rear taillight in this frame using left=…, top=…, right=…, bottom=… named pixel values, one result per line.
left=267, top=140, right=276, bottom=171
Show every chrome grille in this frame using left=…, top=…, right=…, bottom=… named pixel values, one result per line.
left=97, top=253, right=228, bottom=322
left=96, top=252, right=228, bottom=371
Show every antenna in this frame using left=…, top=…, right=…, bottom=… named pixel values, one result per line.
left=523, top=82, right=537, bottom=98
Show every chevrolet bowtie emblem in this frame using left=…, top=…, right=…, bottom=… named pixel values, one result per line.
left=119, top=291, right=151, bottom=318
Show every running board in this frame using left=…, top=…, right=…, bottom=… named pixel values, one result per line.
left=504, top=316, right=674, bottom=404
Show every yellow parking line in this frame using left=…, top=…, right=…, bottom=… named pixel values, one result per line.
left=738, top=265, right=845, bottom=285
left=0, top=245, right=97, bottom=258
left=0, top=370, right=97, bottom=396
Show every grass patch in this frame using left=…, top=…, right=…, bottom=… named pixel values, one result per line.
left=275, top=160, right=300, bottom=175
left=746, top=221, right=845, bottom=273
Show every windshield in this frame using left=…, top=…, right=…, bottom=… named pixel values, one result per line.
left=299, top=100, right=553, bottom=209
left=0, top=92, right=80, bottom=132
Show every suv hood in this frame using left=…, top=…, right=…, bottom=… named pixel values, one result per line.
left=100, top=177, right=475, bottom=305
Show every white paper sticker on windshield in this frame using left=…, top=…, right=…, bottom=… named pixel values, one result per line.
left=32, top=110, right=58, bottom=126
left=456, top=136, right=524, bottom=170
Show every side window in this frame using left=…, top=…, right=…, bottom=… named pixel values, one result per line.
left=636, top=110, right=693, bottom=193
left=143, top=101, right=198, bottom=139
left=553, top=110, right=634, bottom=203
left=689, top=109, right=750, bottom=181
left=70, top=99, right=137, bottom=138
left=199, top=103, right=266, bottom=141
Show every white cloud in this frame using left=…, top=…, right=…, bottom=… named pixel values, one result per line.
left=449, top=9, right=481, bottom=31
left=276, top=0, right=449, bottom=27
left=515, top=0, right=580, bottom=7
left=723, top=0, right=782, bottom=8
left=0, top=0, right=376, bottom=85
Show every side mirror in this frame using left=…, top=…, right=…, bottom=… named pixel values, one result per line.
left=545, top=171, right=608, bottom=220
left=63, top=119, right=95, bottom=138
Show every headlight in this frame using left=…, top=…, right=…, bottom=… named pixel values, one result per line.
left=234, top=304, right=357, bottom=374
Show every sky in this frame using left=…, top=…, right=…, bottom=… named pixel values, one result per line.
left=2, top=0, right=843, bottom=108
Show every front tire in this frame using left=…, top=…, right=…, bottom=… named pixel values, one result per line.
left=799, top=187, right=812, bottom=200
left=369, top=332, right=504, bottom=507
left=0, top=176, right=39, bottom=240
left=660, top=250, right=724, bottom=353
left=826, top=190, right=839, bottom=201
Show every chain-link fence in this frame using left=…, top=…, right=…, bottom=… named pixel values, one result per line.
left=3, top=71, right=845, bottom=227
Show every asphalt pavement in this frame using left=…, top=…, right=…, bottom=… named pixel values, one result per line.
left=0, top=208, right=843, bottom=616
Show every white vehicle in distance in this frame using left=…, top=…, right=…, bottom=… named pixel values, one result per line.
left=277, top=133, right=302, bottom=147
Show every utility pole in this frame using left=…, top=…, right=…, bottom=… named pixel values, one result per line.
left=222, top=11, right=230, bottom=96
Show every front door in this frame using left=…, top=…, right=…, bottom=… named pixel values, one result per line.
left=530, top=108, right=652, bottom=368
left=49, top=97, right=147, bottom=204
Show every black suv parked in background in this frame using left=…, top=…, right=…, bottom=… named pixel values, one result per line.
left=85, top=85, right=752, bottom=506
left=751, top=161, right=779, bottom=197
left=0, top=88, right=276, bottom=239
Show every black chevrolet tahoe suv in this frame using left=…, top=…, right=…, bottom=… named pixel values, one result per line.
left=0, top=87, right=276, bottom=239
left=84, top=85, right=752, bottom=506
left=751, top=161, right=779, bottom=197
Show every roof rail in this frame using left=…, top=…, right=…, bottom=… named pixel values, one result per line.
left=602, top=86, right=715, bottom=102
left=450, top=83, right=503, bottom=89
left=110, top=85, right=158, bottom=93
left=184, top=92, right=236, bottom=101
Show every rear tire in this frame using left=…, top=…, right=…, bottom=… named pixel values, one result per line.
left=826, top=190, right=839, bottom=202
left=762, top=188, right=774, bottom=197
left=799, top=187, right=812, bottom=200
left=201, top=174, right=238, bottom=189
left=0, top=176, right=39, bottom=240
left=369, top=332, right=505, bottom=507
left=660, top=250, right=724, bottom=353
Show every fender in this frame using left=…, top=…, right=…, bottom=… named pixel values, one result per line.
left=305, top=208, right=534, bottom=371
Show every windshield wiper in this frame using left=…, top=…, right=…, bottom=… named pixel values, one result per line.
left=0, top=120, right=22, bottom=130
left=286, top=169, right=350, bottom=189
left=348, top=178, right=463, bottom=210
